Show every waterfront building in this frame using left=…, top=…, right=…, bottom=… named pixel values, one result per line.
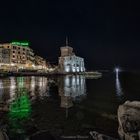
left=34, top=55, right=47, bottom=70
left=0, top=42, right=34, bottom=65
left=58, top=39, right=85, bottom=73
left=2, top=48, right=11, bottom=64
left=0, top=41, right=36, bottom=71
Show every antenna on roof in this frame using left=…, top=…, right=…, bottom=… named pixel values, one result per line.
left=66, top=36, right=68, bottom=46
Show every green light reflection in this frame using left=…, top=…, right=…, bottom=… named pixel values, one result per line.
left=9, top=94, right=31, bottom=119
left=9, top=77, right=31, bottom=138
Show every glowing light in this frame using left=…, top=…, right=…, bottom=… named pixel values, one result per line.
left=11, top=63, right=15, bottom=66
left=9, top=94, right=31, bottom=136
left=10, top=77, right=16, bottom=99
left=116, top=75, right=123, bottom=97
left=72, top=67, right=76, bottom=72
left=11, top=42, right=29, bottom=47
left=9, top=83, right=31, bottom=135
left=115, top=67, right=123, bottom=97
left=17, top=77, right=24, bottom=88
left=9, top=97, right=31, bottom=117
left=65, top=66, right=70, bottom=72
left=115, top=68, right=119, bottom=73
left=77, top=67, right=80, bottom=72
left=9, top=86, right=31, bottom=119
left=0, top=80, right=3, bottom=99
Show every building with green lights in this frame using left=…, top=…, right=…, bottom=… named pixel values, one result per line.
left=0, top=42, right=35, bottom=70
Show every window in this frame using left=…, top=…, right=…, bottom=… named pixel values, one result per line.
left=13, top=46, right=16, bottom=49
left=13, top=51, right=15, bottom=53
left=18, top=52, right=20, bottom=54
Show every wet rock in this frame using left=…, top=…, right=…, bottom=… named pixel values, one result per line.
left=118, top=101, right=140, bottom=140
left=89, top=131, right=118, bottom=140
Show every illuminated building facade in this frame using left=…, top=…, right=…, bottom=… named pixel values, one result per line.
left=0, top=42, right=34, bottom=65
left=34, top=55, right=47, bottom=70
left=58, top=39, right=85, bottom=73
left=35, top=55, right=46, bottom=65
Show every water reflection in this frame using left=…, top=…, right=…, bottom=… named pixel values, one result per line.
left=9, top=77, right=16, bottom=100
left=38, top=77, right=48, bottom=97
left=115, top=70, right=123, bottom=97
left=0, top=76, right=87, bottom=138
left=30, top=76, right=35, bottom=96
left=58, top=75, right=86, bottom=108
left=0, top=79, right=3, bottom=101
left=9, top=77, right=31, bottom=139
left=0, top=73, right=131, bottom=139
left=0, top=75, right=87, bottom=112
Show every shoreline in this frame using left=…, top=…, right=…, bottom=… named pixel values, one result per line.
left=0, top=71, right=102, bottom=77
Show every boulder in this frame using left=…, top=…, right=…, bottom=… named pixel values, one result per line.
left=118, top=101, right=140, bottom=140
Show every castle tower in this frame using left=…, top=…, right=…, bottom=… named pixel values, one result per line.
left=60, top=37, right=73, bottom=57
left=58, top=37, right=85, bottom=73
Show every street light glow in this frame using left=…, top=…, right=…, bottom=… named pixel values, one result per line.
left=115, top=68, right=119, bottom=73
left=114, top=67, right=121, bottom=73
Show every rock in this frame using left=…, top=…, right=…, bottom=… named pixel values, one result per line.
left=89, top=131, right=118, bottom=140
left=118, top=101, right=140, bottom=140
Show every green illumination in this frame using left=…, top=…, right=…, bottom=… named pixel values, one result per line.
left=9, top=77, right=31, bottom=119
left=8, top=77, right=31, bottom=138
left=11, top=42, right=21, bottom=46
left=11, top=41, right=29, bottom=47
left=20, top=42, right=29, bottom=46
left=9, top=91, right=31, bottom=136
left=17, top=77, right=24, bottom=88
left=9, top=94, right=31, bottom=119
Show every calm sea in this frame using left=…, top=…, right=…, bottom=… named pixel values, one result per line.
left=0, top=71, right=140, bottom=139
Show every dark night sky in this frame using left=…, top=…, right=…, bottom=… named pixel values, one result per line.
left=0, top=0, right=140, bottom=70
